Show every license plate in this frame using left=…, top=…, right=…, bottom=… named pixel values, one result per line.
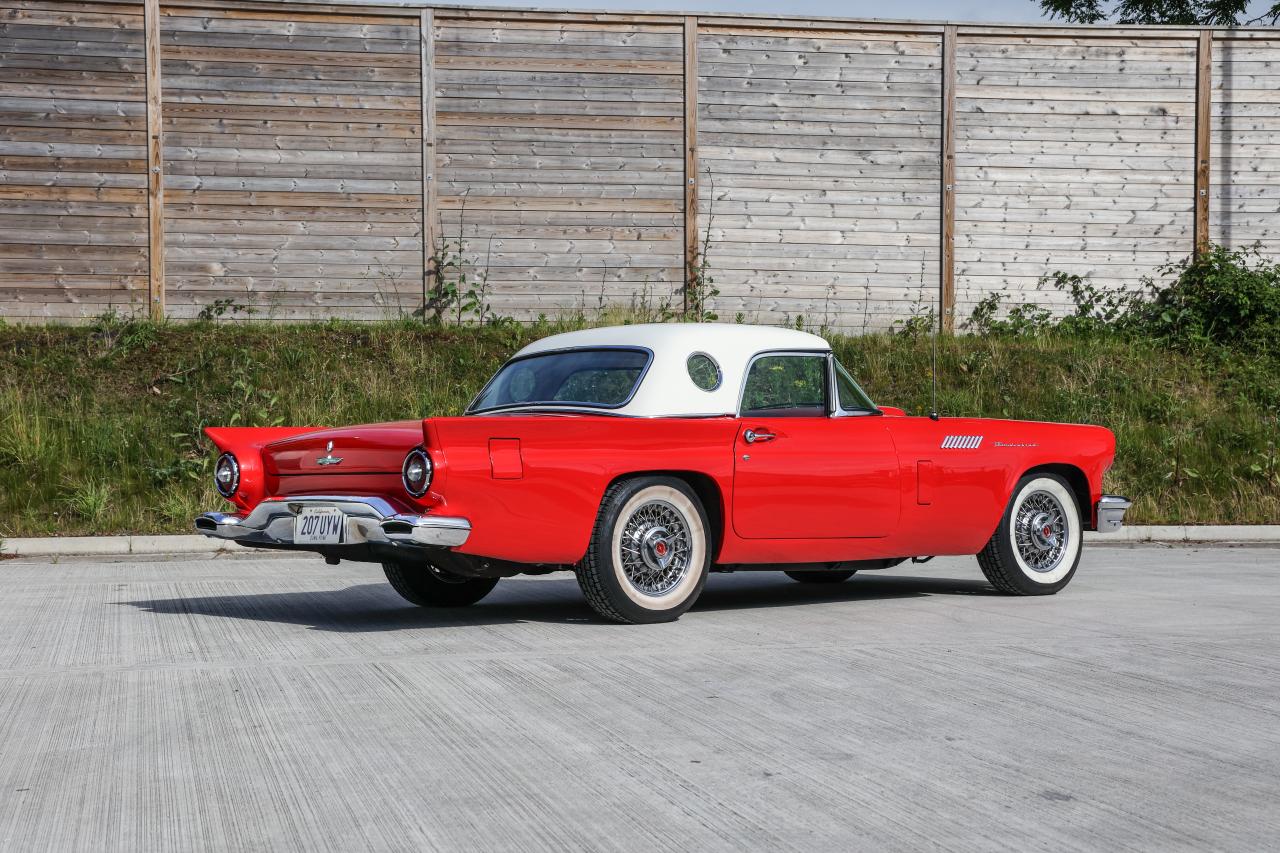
left=294, top=507, right=345, bottom=545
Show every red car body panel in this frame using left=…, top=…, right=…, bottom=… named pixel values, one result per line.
left=204, top=411, right=1116, bottom=567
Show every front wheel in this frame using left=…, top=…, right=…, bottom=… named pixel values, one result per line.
left=577, top=476, right=711, bottom=624
left=977, top=474, right=1083, bottom=596
left=382, top=558, right=499, bottom=608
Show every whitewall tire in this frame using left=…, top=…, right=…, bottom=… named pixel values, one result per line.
left=977, top=474, right=1083, bottom=596
left=577, top=476, right=710, bottom=624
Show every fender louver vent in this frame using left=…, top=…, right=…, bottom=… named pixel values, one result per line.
left=941, top=435, right=983, bottom=449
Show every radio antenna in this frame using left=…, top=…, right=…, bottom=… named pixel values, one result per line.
left=929, top=287, right=941, bottom=421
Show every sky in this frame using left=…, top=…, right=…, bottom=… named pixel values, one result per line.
left=331, top=0, right=1278, bottom=25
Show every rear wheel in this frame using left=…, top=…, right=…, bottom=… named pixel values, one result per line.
left=977, top=474, right=1083, bottom=596
left=382, top=556, right=499, bottom=608
left=784, top=566, right=858, bottom=584
left=577, top=476, right=710, bottom=624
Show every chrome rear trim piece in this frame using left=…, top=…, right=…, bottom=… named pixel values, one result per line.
left=195, top=495, right=470, bottom=550
left=1095, top=495, right=1132, bottom=533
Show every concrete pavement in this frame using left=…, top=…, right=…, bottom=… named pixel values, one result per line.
left=0, top=546, right=1277, bottom=851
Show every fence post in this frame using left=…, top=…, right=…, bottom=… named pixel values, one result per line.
left=420, top=9, right=437, bottom=309
left=940, top=25, right=957, bottom=333
left=683, top=16, right=699, bottom=313
left=1194, top=29, right=1212, bottom=255
left=143, top=0, right=165, bottom=321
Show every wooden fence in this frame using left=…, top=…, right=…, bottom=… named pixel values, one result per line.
left=1, top=0, right=1277, bottom=329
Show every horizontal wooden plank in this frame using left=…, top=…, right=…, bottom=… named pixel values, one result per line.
left=155, top=4, right=417, bottom=26
left=0, top=35, right=142, bottom=58
left=164, top=202, right=421, bottom=221
left=162, top=189, right=421, bottom=208
left=434, top=25, right=680, bottom=49
left=160, top=12, right=416, bottom=41
left=158, top=101, right=420, bottom=125
left=0, top=154, right=144, bottom=173
left=0, top=21, right=142, bottom=45
left=435, top=82, right=679, bottom=104
left=437, top=111, right=681, bottom=131
left=438, top=153, right=681, bottom=171
left=162, top=116, right=420, bottom=139
left=162, top=174, right=419, bottom=193
left=159, top=43, right=418, bottom=68
left=164, top=161, right=421, bottom=180
left=162, top=73, right=419, bottom=97
left=0, top=169, right=145, bottom=187
left=437, top=41, right=680, bottom=64
left=698, top=39, right=939, bottom=60
left=437, top=97, right=681, bottom=118
left=435, top=54, right=681, bottom=74
left=0, top=6, right=142, bottom=29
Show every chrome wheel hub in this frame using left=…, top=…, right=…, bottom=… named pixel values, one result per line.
left=1014, top=491, right=1069, bottom=573
left=620, top=501, right=690, bottom=596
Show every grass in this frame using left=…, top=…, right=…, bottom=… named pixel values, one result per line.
left=0, top=316, right=1276, bottom=537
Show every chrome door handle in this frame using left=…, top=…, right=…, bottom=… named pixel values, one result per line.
left=744, top=429, right=775, bottom=444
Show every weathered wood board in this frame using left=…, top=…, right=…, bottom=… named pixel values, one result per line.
left=952, top=34, right=1198, bottom=322
left=432, top=15, right=685, bottom=317
left=1210, top=37, right=1280, bottom=256
left=0, top=0, right=149, bottom=319
left=1, top=4, right=1277, bottom=329
left=158, top=3, right=423, bottom=320
left=696, top=29, right=943, bottom=330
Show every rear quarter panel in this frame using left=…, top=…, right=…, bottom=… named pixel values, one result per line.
left=426, top=416, right=740, bottom=564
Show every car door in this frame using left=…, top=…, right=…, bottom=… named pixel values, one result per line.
left=731, top=352, right=901, bottom=539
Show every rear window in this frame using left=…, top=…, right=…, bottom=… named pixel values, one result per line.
left=469, top=348, right=650, bottom=413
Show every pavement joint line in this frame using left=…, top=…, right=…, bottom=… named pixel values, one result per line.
left=3, top=526, right=1280, bottom=557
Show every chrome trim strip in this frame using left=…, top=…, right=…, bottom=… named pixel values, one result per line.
left=195, top=495, right=470, bottom=550
left=1095, top=494, right=1132, bottom=533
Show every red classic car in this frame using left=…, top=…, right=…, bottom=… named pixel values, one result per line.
left=196, top=324, right=1130, bottom=623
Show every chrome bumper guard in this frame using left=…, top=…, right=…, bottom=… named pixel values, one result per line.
left=1095, top=495, right=1132, bottom=533
left=194, top=495, right=470, bottom=550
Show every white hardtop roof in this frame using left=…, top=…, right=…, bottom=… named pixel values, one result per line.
left=509, top=323, right=832, bottom=418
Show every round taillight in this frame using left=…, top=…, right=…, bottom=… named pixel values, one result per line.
left=402, top=448, right=432, bottom=497
left=214, top=453, right=239, bottom=498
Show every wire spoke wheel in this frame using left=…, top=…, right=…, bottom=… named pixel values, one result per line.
left=978, top=474, right=1083, bottom=596
left=618, top=499, right=692, bottom=597
left=1012, top=490, right=1069, bottom=573
left=579, top=477, right=709, bottom=624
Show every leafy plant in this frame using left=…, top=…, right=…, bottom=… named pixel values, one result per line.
left=684, top=167, right=721, bottom=322
left=962, top=245, right=1280, bottom=354
left=1128, top=245, right=1280, bottom=353
left=196, top=298, right=255, bottom=322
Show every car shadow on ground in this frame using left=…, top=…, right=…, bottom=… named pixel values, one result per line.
left=123, top=572, right=997, bottom=632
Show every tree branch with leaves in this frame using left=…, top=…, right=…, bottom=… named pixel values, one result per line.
left=1039, top=0, right=1279, bottom=25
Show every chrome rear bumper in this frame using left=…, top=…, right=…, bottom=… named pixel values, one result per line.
left=195, top=495, right=470, bottom=552
left=1095, top=495, right=1132, bottom=533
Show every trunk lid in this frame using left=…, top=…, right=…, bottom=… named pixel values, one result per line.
left=263, top=421, right=421, bottom=476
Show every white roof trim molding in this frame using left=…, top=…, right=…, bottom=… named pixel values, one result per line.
left=511, top=323, right=832, bottom=418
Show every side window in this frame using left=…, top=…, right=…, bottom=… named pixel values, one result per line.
left=835, top=361, right=877, bottom=412
left=740, top=354, right=828, bottom=417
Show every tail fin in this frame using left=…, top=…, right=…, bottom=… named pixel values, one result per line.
left=204, top=426, right=320, bottom=507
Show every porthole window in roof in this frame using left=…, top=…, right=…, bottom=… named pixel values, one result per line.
left=687, top=353, right=721, bottom=392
